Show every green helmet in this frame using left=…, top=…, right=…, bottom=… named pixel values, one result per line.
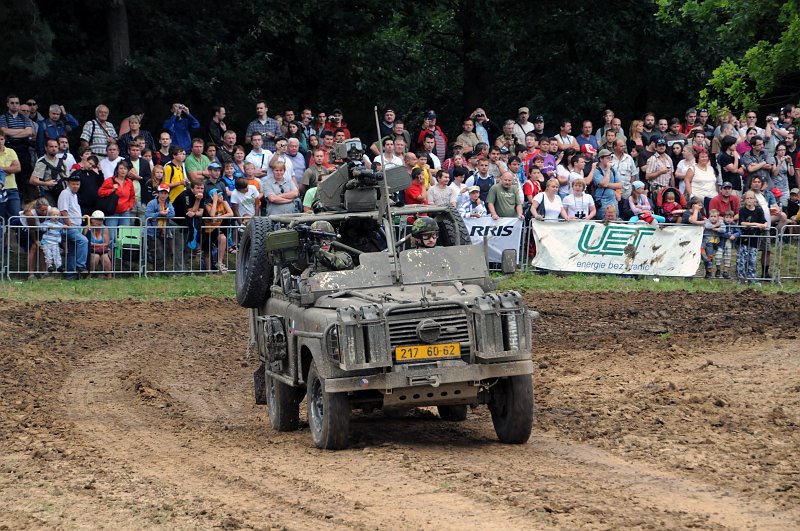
left=411, top=217, right=438, bottom=237
left=310, top=220, right=334, bottom=233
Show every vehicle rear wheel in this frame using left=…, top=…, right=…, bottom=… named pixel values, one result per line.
left=267, top=372, right=300, bottom=431
left=306, top=361, right=350, bottom=450
left=489, top=375, right=533, bottom=444
left=436, top=207, right=471, bottom=246
left=437, top=404, right=468, bottom=421
left=236, top=217, right=273, bottom=308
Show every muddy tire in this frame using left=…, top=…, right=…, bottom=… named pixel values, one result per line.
left=236, top=217, right=273, bottom=308
left=267, top=373, right=300, bottom=432
left=437, top=404, right=468, bottom=421
left=489, top=375, right=533, bottom=444
left=436, top=208, right=471, bottom=246
left=306, top=361, right=350, bottom=450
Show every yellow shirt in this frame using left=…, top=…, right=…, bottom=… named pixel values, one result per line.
left=164, top=162, right=186, bottom=203
left=0, top=147, right=19, bottom=189
left=413, top=163, right=432, bottom=187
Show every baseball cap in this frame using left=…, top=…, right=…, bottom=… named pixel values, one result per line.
left=533, top=115, right=544, bottom=122
left=158, top=184, right=170, bottom=192
left=331, top=108, right=343, bottom=115
left=518, top=107, right=529, bottom=114
left=208, top=162, right=221, bottom=170
left=790, top=188, right=800, bottom=195
left=425, top=110, right=437, bottom=120
left=598, top=148, right=613, bottom=158
left=90, top=210, right=105, bottom=220
left=580, top=144, right=597, bottom=155
left=499, top=146, right=510, bottom=154
left=632, top=180, right=645, bottom=190
left=721, top=182, right=733, bottom=189
left=655, top=137, right=667, bottom=146
left=66, top=173, right=81, bottom=181
left=468, top=186, right=480, bottom=193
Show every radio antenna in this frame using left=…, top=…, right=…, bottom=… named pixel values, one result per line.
left=374, top=105, right=401, bottom=282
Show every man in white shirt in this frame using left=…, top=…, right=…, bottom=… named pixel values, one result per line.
left=512, top=107, right=534, bottom=145
left=245, top=132, right=271, bottom=178
left=373, top=137, right=403, bottom=169
left=57, top=174, right=88, bottom=279
left=57, top=135, right=76, bottom=169
left=285, top=138, right=307, bottom=186
left=99, top=142, right=124, bottom=178
left=611, top=138, right=637, bottom=200
left=420, top=133, right=441, bottom=169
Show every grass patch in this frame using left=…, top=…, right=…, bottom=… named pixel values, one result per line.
left=498, top=272, right=800, bottom=294
left=1, top=274, right=235, bottom=302
left=3, top=269, right=800, bottom=303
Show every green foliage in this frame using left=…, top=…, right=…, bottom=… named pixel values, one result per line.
left=0, top=0, right=54, bottom=80
left=3, top=0, right=761, bottom=136
left=659, top=0, right=800, bottom=113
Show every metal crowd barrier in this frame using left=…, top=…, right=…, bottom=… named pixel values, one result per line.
left=1, top=211, right=797, bottom=283
left=0, top=217, right=4, bottom=280
left=516, top=218, right=783, bottom=282
left=777, top=225, right=800, bottom=282
left=142, top=216, right=241, bottom=276
left=4, top=215, right=145, bottom=279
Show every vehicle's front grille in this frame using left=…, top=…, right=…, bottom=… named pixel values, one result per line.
left=386, top=306, right=471, bottom=356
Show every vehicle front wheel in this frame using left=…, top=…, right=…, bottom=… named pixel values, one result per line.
left=489, top=375, right=533, bottom=444
left=267, top=372, right=300, bottom=431
left=306, top=361, right=350, bottom=450
left=437, top=404, right=468, bottom=421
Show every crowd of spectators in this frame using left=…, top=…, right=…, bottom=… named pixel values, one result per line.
left=1, top=94, right=799, bottom=282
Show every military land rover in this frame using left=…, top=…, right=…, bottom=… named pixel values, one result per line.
left=236, top=139, right=535, bottom=449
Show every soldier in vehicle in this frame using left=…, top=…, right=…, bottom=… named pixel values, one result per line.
left=302, top=220, right=353, bottom=276
left=410, top=216, right=439, bottom=248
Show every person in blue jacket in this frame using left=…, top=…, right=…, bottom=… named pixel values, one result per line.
left=163, top=103, right=200, bottom=151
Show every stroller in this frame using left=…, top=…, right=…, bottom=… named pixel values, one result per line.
left=654, top=186, right=687, bottom=223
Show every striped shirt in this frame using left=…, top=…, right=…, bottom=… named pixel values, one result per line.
left=80, top=119, right=118, bottom=157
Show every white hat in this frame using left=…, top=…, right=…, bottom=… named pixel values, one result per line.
left=91, top=210, right=105, bottom=220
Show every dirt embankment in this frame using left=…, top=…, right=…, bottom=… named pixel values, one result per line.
left=1, top=292, right=798, bottom=529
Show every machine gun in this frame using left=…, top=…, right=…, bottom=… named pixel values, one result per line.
left=314, top=138, right=410, bottom=212
left=263, top=223, right=362, bottom=274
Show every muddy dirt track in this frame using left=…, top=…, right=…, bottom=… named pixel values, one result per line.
left=1, top=290, right=799, bottom=529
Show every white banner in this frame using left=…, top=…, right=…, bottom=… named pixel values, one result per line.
left=531, top=220, right=703, bottom=276
left=464, top=217, right=523, bottom=263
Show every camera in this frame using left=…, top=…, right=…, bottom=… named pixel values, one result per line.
left=575, top=211, right=586, bottom=219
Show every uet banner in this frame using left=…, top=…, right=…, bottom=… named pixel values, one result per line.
left=464, top=217, right=523, bottom=263
left=531, top=221, right=703, bottom=276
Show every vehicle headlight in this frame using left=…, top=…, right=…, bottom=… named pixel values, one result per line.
left=325, top=324, right=340, bottom=361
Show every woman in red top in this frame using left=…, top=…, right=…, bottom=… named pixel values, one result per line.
left=97, top=159, right=136, bottom=237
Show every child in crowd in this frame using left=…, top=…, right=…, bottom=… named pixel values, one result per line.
left=715, top=209, right=740, bottom=279
left=737, top=190, right=768, bottom=285
left=85, top=209, right=112, bottom=277
left=244, top=162, right=262, bottom=203
left=459, top=186, right=487, bottom=218
left=702, top=208, right=726, bottom=278
left=41, top=207, right=64, bottom=273
left=221, top=161, right=237, bottom=200
left=661, top=190, right=684, bottom=223
left=231, top=177, right=262, bottom=227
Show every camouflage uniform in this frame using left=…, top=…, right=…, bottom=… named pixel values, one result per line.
left=301, top=220, right=353, bottom=277
left=314, top=249, right=353, bottom=272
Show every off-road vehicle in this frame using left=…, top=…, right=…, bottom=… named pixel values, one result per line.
left=236, top=139, right=535, bottom=449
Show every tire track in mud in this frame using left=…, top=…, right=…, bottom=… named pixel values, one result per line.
left=61, top=344, right=535, bottom=530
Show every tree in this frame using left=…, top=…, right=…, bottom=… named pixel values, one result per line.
left=658, top=0, right=800, bottom=112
